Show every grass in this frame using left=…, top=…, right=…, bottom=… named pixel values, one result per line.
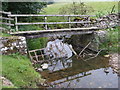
left=86, top=2, right=118, bottom=15
left=99, top=26, right=119, bottom=53
left=2, top=54, right=45, bottom=88
left=41, top=3, right=69, bottom=15
left=2, top=33, right=12, bottom=37
left=42, top=2, right=118, bottom=15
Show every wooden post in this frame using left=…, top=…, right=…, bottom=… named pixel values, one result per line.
left=44, top=16, right=47, bottom=30
left=68, top=16, right=71, bottom=28
left=15, top=16, right=18, bottom=31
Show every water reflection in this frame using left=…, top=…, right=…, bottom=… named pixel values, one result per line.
left=37, top=36, right=118, bottom=88
left=39, top=56, right=118, bottom=88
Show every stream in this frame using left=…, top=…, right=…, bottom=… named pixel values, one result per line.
left=36, top=35, right=119, bottom=88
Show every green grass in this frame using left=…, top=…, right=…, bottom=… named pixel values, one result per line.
left=86, top=2, right=118, bottom=15
left=41, top=3, right=69, bottom=15
left=2, top=33, right=12, bottom=37
left=2, top=54, right=45, bottom=88
left=42, top=2, right=118, bottom=15
left=99, top=26, right=119, bottom=53
left=27, top=37, right=48, bottom=50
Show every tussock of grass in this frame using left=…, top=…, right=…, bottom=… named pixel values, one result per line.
left=2, top=55, right=44, bottom=88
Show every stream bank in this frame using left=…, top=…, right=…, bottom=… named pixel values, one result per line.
left=2, top=55, right=45, bottom=88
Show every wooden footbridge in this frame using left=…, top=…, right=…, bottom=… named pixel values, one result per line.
left=1, top=11, right=118, bottom=38
left=1, top=11, right=102, bottom=38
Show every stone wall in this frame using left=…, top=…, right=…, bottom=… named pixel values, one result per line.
left=0, top=36, right=27, bottom=55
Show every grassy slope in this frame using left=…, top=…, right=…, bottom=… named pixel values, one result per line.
left=86, top=2, right=118, bottom=15
left=2, top=55, right=44, bottom=88
left=42, top=2, right=118, bottom=15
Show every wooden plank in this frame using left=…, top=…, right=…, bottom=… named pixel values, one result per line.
left=10, top=27, right=98, bottom=35
left=8, top=14, right=95, bottom=17
left=15, top=21, right=91, bottom=25
left=0, top=22, right=14, bottom=26
left=0, top=17, right=14, bottom=20
left=0, top=11, right=11, bottom=15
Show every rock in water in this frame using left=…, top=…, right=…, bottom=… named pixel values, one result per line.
left=41, top=63, right=49, bottom=69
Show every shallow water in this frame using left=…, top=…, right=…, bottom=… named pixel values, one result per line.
left=37, top=35, right=118, bottom=88
left=40, top=56, right=118, bottom=88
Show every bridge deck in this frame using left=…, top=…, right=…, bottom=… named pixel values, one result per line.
left=10, top=27, right=100, bottom=38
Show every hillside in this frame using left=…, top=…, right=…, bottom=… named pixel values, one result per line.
left=42, top=2, right=118, bottom=15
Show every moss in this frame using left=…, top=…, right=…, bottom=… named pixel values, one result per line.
left=2, top=33, right=12, bottom=37
left=2, top=54, right=45, bottom=88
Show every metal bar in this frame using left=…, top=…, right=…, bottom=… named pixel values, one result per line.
left=8, top=14, right=95, bottom=17
left=0, top=22, right=14, bottom=26
left=68, top=16, right=71, bottom=28
left=15, top=16, right=18, bottom=31
left=44, top=16, right=47, bottom=30
left=0, top=17, right=14, bottom=20
left=0, top=11, right=11, bottom=14
left=8, top=12, right=11, bottom=29
left=15, top=21, right=91, bottom=25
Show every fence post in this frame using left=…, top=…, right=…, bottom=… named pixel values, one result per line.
left=8, top=12, right=11, bottom=32
left=44, top=16, right=47, bottom=30
left=15, top=16, right=18, bottom=31
left=68, top=16, right=71, bottom=28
